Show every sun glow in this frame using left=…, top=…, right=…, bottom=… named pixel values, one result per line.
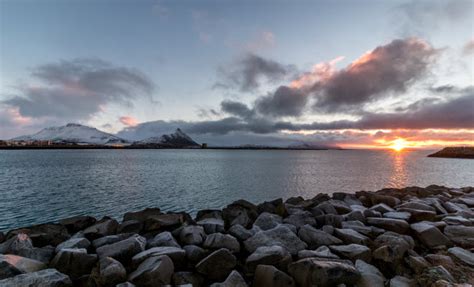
left=390, top=138, right=408, bottom=151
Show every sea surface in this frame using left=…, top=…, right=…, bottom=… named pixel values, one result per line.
left=1, top=149, right=473, bottom=231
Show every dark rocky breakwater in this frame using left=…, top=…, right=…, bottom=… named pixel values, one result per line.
left=428, top=147, right=474, bottom=159
left=1, top=185, right=474, bottom=287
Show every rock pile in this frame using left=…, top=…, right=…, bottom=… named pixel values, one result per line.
left=1, top=185, right=473, bottom=286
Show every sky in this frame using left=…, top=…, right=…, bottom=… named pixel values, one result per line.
left=0, top=0, right=473, bottom=148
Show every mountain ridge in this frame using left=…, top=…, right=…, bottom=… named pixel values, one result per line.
left=13, top=123, right=127, bottom=145
left=12, top=123, right=200, bottom=147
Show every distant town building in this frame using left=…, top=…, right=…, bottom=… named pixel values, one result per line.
left=201, top=143, right=208, bottom=149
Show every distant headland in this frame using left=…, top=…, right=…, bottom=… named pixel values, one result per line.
left=428, top=147, right=474, bottom=159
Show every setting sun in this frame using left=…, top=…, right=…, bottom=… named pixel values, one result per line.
left=390, top=138, right=408, bottom=151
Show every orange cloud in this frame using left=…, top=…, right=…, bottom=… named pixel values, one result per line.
left=290, top=56, right=344, bottom=89
left=119, top=116, right=139, bottom=127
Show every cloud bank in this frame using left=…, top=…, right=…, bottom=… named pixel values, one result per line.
left=3, top=58, right=155, bottom=122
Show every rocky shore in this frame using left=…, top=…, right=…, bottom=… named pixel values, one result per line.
left=1, top=185, right=474, bottom=287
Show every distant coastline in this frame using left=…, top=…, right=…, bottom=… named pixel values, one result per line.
left=428, top=147, right=474, bottom=159
left=0, top=143, right=333, bottom=151
left=1, top=123, right=336, bottom=151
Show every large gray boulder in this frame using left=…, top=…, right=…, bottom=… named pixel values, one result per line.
left=0, top=254, right=46, bottom=279
left=334, top=228, right=370, bottom=245
left=147, top=231, right=180, bottom=248
left=283, top=211, right=316, bottom=228
left=253, top=212, right=282, bottom=231
left=367, top=218, right=410, bottom=234
left=179, top=225, right=206, bottom=246
left=96, top=234, right=146, bottom=264
left=197, top=218, right=225, bottom=234
left=203, top=233, right=240, bottom=253
left=297, top=225, right=342, bottom=249
left=443, top=225, right=474, bottom=248
left=183, top=245, right=207, bottom=264
left=398, top=201, right=436, bottom=212
left=297, top=246, right=339, bottom=260
left=397, top=208, right=437, bottom=222
left=384, top=211, right=411, bottom=221
left=329, top=244, right=371, bottom=262
left=370, top=203, right=394, bottom=214
left=83, top=218, right=119, bottom=240
left=372, top=232, right=413, bottom=262
left=131, top=246, right=186, bottom=268
left=253, top=265, right=295, bottom=287
left=2, top=233, right=54, bottom=264
left=442, top=215, right=472, bottom=226
left=410, top=222, right=451, bottom=248
left=91, top=257, right=127, bottom=287
left=355, top=259, right=385, bottom=287
left=93, top=233, right=135, bottom=249
left=50, top=248, right=97, bottom=279
left=0, top=268, right=72, bottom=286
left=315, top=214, right=344, bottom=228
left=144, top=213, right=185, bottom=232
left=128, top=255, right=174, bottom=287
left=228, top=224, right=255, bottom=242
left=315, top=202, right=338, bottom=214
left=55, top=237, right=90, bottom=253
left=59, top=215, right=97, bottom=234
left=288, top=258, right=360, bottom=287
left=210, top=270, right=247, bottom=287
left=327, top=199, right=352, bottom=214
left=222, top=199, right=258, bottom=228
left=341, top=221, right=385, bottom=238
left=244, top=225, right=307, bottom=255
left=117, top=220, right=143, bottom=234
left=447, top=247, right=474, bottom=266
left=172, top=271, right=204, bottom=286
left=195, top=248, right=237, bottom=281
left=245, top=245, right=291, bottom=274
left=389, top=275, right=415, bottom=287
left=123, top=208, right=162, bottom=222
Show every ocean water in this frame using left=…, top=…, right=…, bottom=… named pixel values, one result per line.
left=0, top=149, right=473, bottom=231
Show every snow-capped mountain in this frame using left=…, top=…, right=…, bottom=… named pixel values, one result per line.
left=136, top=128, right=200, bottom=147
left=13, top=123, right=128, bottom=145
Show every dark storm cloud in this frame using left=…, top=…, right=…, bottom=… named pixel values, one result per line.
left=3, top=58, right=155, bottom=121
left=255, top=86, right=308, bottom=117
left=119, top=85, right=473, bottom=138
left=220, top=100, right=254, bottom=118
left=217, top=38, right=439, bottom=118
left=216, top=53, right=292, bottom=92
left=285, top=87, right=474, bottom=131
left=312, top=38, right=438, bottom=112
left=352, top=93, right=474, bottom=129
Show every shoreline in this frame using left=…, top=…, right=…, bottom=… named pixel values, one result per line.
left=0, top=145, right=333, bottom=151
left=1, top=185, right=473, bottom=286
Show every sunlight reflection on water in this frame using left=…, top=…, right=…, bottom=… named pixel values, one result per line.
left=388, top=151, right=408, bottom=188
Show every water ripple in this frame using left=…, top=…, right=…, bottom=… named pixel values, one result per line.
left=0, top=149, right=473, bottom=231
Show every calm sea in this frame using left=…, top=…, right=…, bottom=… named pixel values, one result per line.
left=1, top=149, right=473, bottom=231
